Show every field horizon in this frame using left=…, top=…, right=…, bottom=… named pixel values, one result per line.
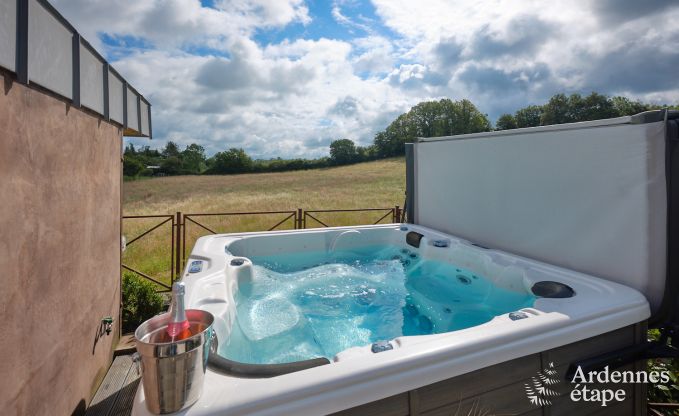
left=124, top=157, right=405, bottom=216
left=122, top=158, right=406, bottom=287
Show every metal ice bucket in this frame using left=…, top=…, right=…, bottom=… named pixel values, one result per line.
left=134, top=309, right=214, bottom=414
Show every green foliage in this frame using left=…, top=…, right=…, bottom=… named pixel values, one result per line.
left=123, top=155, right=145, bottom=177
left=514, top=105, right=543, bottom=128
left=182, top=143, right=206, bottom=174
left=496, top=114, right=517, bottom=130
left=498, top=92, right=674, bottom=131
left=329, top=139, right=358, bottom=165
left=207, top=148, right=254, bottom=174
left=161, top=141, right=181, bottom=159
left=540, top=93, right=574, bottom=125
left=612, top=96, right=661, bottom=116
left=250, top=157, right=330, bottom=172
left=374, top=98, right=491, bottom=157
left=160, top=156, right=182, bottom=175
left=121, top=272, right=165, bottom=334
left=578, top=92, right=619, bottom=121
left=123, top=143, right=160, bottom=179
left=647, top=329, right=679, bottom=413
left=540, top=93, right=619, bottom=125
left=125, top=141, right=208, bottom=178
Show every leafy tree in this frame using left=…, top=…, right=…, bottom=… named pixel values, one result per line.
left=138, top=145, right=161, bottom=159
left=162, top=141, right=181, bottom=159
left=611, top=96, right=657, bottom=116
left=540, top=92, right=619, bottom=125
left=124, top=143, right=137, bottom=156
left=373, top=131, right=402, bottom=158
left=373, top=98, right=491, bottom=157
left=356, top=145, right=377, bottom=162
left=182, top=143, right=206, bottom=174
left=540, top=93, right=573, bottom=125
left=160, top=156, right=182, bottom=175
left=453, top=99, right=492, bottom=134
left=384, top=113, right=416, bottom=152
left=496, top=114, right=517, bottom=130
left=123, top=155, right=145, bottom=177
left=409, top=101, right=439, bottom=138
left=209, top=148, right=253, bottom=174
left=329, top=139, right=358, bottom=165
left=578, top=92, right=618, bottom=121
left=514, top=105, right=543, bottom=128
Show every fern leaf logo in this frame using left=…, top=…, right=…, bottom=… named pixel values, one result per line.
left=524, top=362, right=560, bottom=407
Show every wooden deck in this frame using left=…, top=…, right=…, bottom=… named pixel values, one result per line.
left=85, top=355, right=139, bottom=416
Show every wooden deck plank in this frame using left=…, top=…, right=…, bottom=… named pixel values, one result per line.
left=86, top=355, right=134, bottom=416
left=108, top=360, right=141, bottom=416
left=114, top=335, right=137, bottom=357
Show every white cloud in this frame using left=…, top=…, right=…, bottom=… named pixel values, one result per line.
left=53, top=0, right=310, bottom=50
left=331, top=1, right=372, bottom=34
left=51, top=0, right=679, bottom=158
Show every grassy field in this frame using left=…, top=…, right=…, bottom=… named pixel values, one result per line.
left=122, top=158, right=405, bottom=288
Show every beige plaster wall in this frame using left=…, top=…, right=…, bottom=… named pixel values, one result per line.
left=0, top=71, right=122, bottom=416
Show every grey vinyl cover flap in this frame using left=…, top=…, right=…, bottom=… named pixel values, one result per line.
left=414, top=117, right=668, bottom=312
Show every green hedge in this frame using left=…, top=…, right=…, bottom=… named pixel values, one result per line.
left=121, top=272, right=165, bottom=334
left=647, top=329, right=679, bottom=413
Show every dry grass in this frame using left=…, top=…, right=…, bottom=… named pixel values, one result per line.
left=122, top=158, right=405, bottom=288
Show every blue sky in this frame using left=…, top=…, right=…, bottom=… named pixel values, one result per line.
left=53, top=0, right=679, bottom=158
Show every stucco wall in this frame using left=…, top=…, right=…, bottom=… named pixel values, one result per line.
left=0, top=71, right=122, bottom=416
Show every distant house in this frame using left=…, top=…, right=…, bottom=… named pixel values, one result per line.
left=146, top=165, right=165, bottom=176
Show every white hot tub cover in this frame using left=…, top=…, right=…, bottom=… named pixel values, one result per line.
left=412, top=110, right=679, bottom=320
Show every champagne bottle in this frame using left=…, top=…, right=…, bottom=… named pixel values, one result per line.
left=166, top=281, right=192, bottom=340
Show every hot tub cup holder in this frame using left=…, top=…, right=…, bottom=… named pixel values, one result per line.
left=230, top=258, right=247, bottom=266
left=531, top=281, right=575, bottom=298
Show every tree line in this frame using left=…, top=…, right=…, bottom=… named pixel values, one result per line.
left=124, top=92, right=677, bottom=178
left=494, top=93, right=672, bottom=130
left=123, top=143, right=330, bottom=177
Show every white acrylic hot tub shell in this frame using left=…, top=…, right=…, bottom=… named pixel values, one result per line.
left=132, top=224, right=649, bottom=416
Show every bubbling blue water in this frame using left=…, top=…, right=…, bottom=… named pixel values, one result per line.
left=219, top=245, right=535, bottom=364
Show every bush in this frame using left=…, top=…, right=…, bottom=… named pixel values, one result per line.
left=121, top=272, right=165, bottom=334
left=647, top=329, right=679, bottom=413
left=123, top=156, right=145, bottom=177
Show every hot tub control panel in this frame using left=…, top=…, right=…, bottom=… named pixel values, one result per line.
left=508, top=311, right=529, bottom=321
left=371, top=341, right=394, bottom=353
left=188, top=260, right=203, bottom=274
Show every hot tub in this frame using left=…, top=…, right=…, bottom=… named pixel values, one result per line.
left=132, top=223, right=649, bottom=416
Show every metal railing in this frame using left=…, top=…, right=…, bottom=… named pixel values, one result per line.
left=122, top=206, right=402, bottom=291
left=121, top=214, right=176, bottom=291
left=1, top=0, right=151, bottom=137
left=181, top=210, right=298, bottom=273
left=302, top=207, right=400, bottom=228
